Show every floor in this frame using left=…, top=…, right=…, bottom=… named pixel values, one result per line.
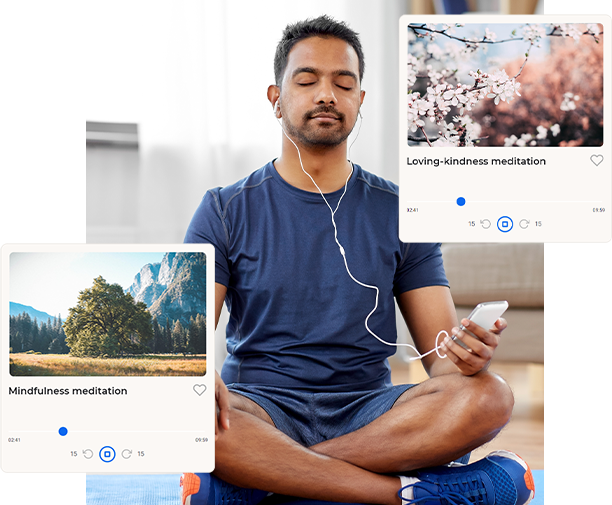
left=390, top=360, right=544, bottom=469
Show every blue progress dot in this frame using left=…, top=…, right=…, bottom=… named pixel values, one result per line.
left=59, top=427, right=68, bottom=436
left=457, top=197, right=466, bottom=207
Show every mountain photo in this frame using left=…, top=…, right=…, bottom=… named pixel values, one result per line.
left=8, top=250, right=208, bottom=377
left=126, top=251, right=207, bottom=326
left=9, top=302, right=56, bottom=322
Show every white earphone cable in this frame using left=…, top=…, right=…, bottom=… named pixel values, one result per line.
left=275, top=106, right=447, bottom=361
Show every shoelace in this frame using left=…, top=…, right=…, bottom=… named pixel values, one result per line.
left=441, top=474, right=488, bottom=501
left=399, top=483, right=473, bottom=505
left=399, top=472, right=491, bottom=505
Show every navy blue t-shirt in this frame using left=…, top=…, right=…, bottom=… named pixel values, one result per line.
left=185, top=161, right=448, bottom=391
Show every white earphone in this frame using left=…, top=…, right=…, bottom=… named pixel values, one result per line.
left=272, top=99, right=448, bottom=360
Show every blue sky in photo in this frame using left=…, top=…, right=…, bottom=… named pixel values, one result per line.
left=409, top=22, right=556, bottom=82
left=9, top=252, right=166, bottom=318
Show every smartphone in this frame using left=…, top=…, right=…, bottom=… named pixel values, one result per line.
left=460, top=301, right=509, bottom=332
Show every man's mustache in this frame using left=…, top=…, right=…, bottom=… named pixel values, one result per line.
left=304, top=106, right=345, bottom=121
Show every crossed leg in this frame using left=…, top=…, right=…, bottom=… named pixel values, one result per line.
left=213, top=371, right=514, bottom=505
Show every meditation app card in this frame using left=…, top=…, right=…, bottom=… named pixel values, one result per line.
left=399, top=15, right=611, bottom=242
left=1, top=243, right=215, bottom=473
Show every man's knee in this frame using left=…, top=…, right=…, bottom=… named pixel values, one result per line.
left=415, top=370, right=514, bottom=431
left=463, top=371, right=514, bottom=430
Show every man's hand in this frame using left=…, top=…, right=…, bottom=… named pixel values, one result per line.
left=215, top=370, right=231, bottom=439
left=440, top=317, right=507, bottom=376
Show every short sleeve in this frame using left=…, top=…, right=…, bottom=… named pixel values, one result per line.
left=184, top=189, right=231, bottom=287
left=393, top=242, right=448, bottom=296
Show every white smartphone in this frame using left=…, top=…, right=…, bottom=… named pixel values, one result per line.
left=460, top=301, right=509, bottom=332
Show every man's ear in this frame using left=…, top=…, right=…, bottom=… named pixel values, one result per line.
left=268, top=85, right=281, bottom=117
left=359, top=89, right=366, bottom=108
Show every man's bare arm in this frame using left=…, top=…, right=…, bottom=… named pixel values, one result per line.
left=396, top=285, right=460, bottom=378
left=396, top=286, right=507, bottom=378
left=214, top=282, right=230, bottom=438
left=215, top=282, right=227, bottom=328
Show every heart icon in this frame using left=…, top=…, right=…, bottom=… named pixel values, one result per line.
left=193, top=384, right=207, bottom=396
left=590, top=154, right=604, bottom=166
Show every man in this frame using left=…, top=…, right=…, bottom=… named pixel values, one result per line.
left=182, top=15, right=534, bottom=505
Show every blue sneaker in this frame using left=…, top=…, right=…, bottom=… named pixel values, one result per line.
left=400, top=451, right=535, bottom=505
left=181, top=473, right=269, bottom=505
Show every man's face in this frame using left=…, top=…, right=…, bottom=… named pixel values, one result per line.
left=279, top=36, right=364, bottom=149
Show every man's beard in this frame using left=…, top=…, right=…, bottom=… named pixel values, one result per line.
left=283, top=105, right=355, bottom=148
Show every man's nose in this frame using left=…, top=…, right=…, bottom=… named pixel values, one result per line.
left=314, top=80, right=337, bottom=105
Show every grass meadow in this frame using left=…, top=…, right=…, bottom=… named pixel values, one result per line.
left=9, top=353, right=207, bottom=376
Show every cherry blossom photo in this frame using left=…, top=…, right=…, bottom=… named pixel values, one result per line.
left=406, top=22, right=603, bottom=147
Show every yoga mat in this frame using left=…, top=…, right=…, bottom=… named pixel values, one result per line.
left=87, top=474, right=179, bottom=505
left=86, top=470, right=544, bottom=504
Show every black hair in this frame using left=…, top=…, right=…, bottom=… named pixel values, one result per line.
left=273, top=15, right=365, bottom=86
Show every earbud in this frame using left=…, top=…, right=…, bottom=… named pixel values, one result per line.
left=273, top=99, right=281, bottom=117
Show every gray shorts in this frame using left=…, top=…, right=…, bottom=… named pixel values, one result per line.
left=226, top=383, right=415, bottom=447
